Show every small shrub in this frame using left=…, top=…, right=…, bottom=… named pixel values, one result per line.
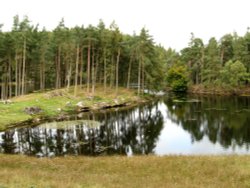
left=166, top=65, right=188, bottom=92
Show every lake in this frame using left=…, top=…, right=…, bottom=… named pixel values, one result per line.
left=0, top=94, right=250, bottom=156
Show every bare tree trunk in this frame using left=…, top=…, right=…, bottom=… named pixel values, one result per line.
left=127, top=52, right=133, bottom=89
left=91, top=46, right=95, bottom=95
left=55, top=46, right=61, bottom=89
left=79, top=47, right=83, bottom=88
left=115, top=48, right=121, bottom=96
left=18, top=54, right=22, bottom=96
left=67, top=62, right=72, bottom=91
left=87, top=40, right=91, bottom=93
left=1, top=67, right=6, bottom=100
left=103, top=48, right=107, bottom=93
left=137, top=55, right=141, bottom=96
left=40, top=51, right=45, bottom=91
left=8, top=55, right=12, bottom=98
left=21, top=38, right=26, bottom=96
left=58, top=46, right=61, bottom=88
left=109, top=55, right=114, bottom=88
left=141, top=55, right=144, bottom=94
left=15, top=51, right=18, bottom=97
left=201, top=48, right=204, bottom=83
left=40, top=59, right=43, bottom=90
left=74, top=44, right=79, bottom=96
left=95, top=53, right=99, bottom=88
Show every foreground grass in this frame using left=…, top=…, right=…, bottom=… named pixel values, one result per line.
left=0, top=86, right=141, bottom=130
left=0, top=155, right=249, bottom=188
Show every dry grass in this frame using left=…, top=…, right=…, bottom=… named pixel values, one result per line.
left=0, top=154, right=249, bottom=188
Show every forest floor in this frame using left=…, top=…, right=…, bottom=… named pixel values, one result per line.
left=0, top=154, right=249, bottom=188
left=0, top=86, right=149, bottom=131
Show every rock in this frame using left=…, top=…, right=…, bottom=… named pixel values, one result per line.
left=33, top=118, right=41, bottom=123
left=77, top=113, right=84, bottom=118
left=114, top=99, right=119, bottom=104
left=56, top=114, right=69, bottom=121
left=87, top=96, right=93, bottom=100
left=76, top=101, right=84, bottom=108
left=24, top=106, right=43, bottom=115
left=66, top=101, right=72, bottom=106
left=2, top=99, right=12, bottom=104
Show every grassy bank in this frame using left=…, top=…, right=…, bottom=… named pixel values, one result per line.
left=0, top=154, right=249, bottom=188
left=0, top=86, right=146, bottom=130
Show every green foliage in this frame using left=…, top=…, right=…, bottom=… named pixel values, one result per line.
left=180, top=34, right=204, bottom=85
left=202, top=37, right=221, bottom=84
left=220, top=60, right=249, bottom=87
left=166, top=64, right=188, bottom=92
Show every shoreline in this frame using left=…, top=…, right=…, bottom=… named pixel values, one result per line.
left=0, top=87, right=154, bottom=131
left=188, top=85, right=250, bottom=96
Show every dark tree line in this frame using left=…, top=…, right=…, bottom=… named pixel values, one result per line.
left=0, top=16, right=166, bottom=99
left=1, top=16, right=250, bottom=98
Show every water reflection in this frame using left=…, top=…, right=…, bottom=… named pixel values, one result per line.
left=0, top=101, right=164, bottom=156
left=0, top=95, right=250, bottom=156
left=164, top=95, right=250, bottom=151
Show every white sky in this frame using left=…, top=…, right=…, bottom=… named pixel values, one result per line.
left=0, top=0, right=250, bottom=51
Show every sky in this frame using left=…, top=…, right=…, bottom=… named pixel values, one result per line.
left=1, top=0, right=250, bottom=51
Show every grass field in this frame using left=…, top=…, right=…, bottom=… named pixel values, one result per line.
left=0, top=154, right=249, bottom=188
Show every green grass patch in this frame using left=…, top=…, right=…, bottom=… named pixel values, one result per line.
left=0, top=86, right=145, bottom=130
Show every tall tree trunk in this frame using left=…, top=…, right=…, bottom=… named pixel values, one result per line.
left=18, top=54, right=22, bottom=96
left=56, top=46, right=61, bottom=89
left=95, top=53, right=100, bottom=83
left=21, top=38, right=26, bottom=96
left=87, top=40, right=91, bottom=93
left=8, top=55, right=12, bottom=98
left=127, top=52, right=133, bottom=89
left=201, top=48, right=205, bottom=83
left=74, top=44, right=79, bottom=96
left=103, top=48, right=107, bottom=93
left=137, top=55, right=141, bottom=96
left=40, top=50, right=45, bottom=91
left=109, top=55, right=114, bottom=88
left=95, top=53, right=99, bottom=88
left=79, top=47, right=83, bottom=88
left=91, top=46, right=95, bottom=95
left=1, top=66, right=6, bottom=100
left=66, top=62, right=72, bottom=91
left=141, top=55, right=144, bottom=94
left=115, top=48, right=121, bottom=96
left=15, top=51, right=18, bottom=97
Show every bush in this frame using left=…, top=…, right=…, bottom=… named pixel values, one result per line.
left=166, top=65, right=188, bottom=92
left=220, top=60, right=249, bottom=87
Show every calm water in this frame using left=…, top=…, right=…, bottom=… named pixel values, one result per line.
left=0, top=94, right=250, bottom=156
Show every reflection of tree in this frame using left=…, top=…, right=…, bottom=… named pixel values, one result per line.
left=164, top=95, right=250, bottom=149
left=0, top=130, right=16, bottom=153
left=0, top=101, right=164, bottom=156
